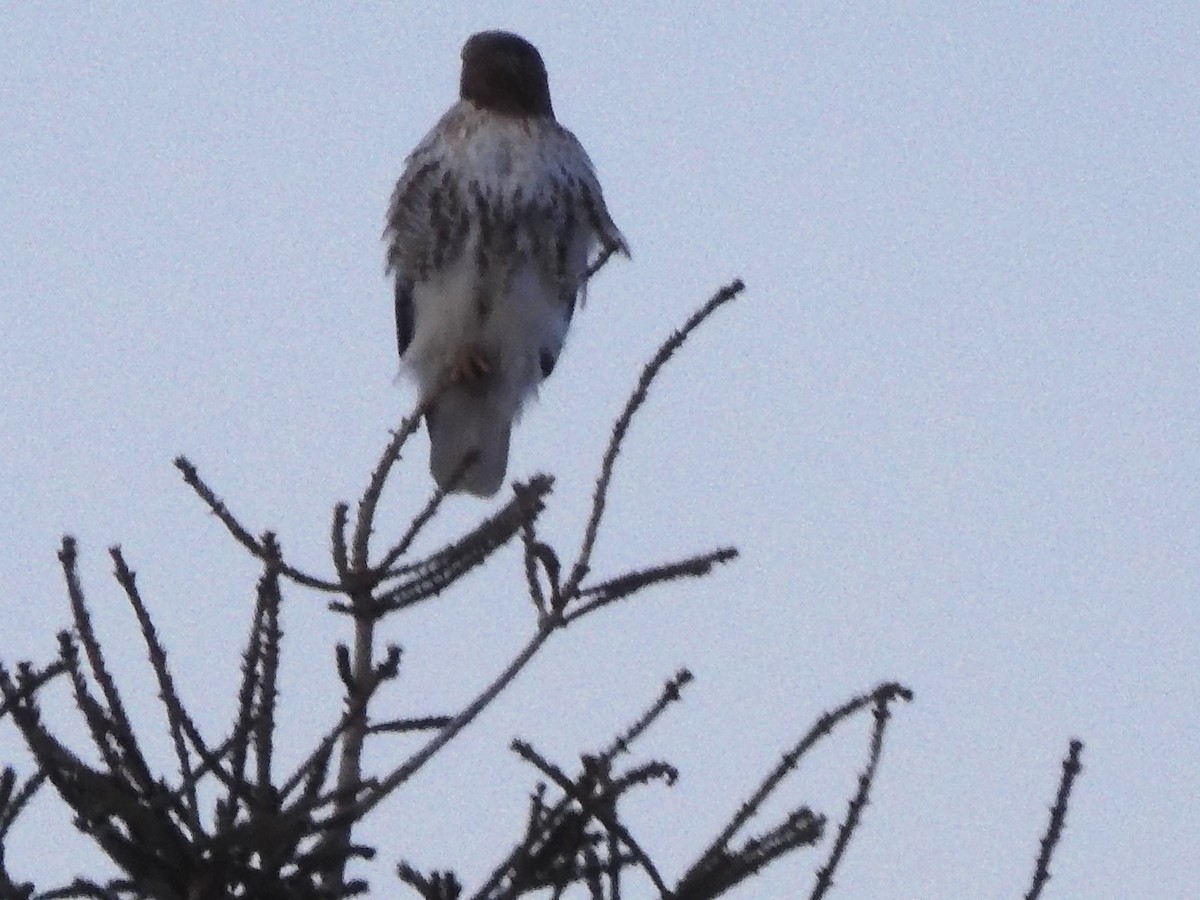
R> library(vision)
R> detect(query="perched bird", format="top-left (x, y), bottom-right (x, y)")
top-left (385, 30), bottom-right (627, 496)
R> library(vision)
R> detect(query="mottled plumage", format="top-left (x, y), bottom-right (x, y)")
top-left (385, 30), bottom-right (627, 496)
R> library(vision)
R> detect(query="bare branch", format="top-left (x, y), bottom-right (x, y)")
top-left (367, 716), bottom-right (453, 735)
top-left (565, 548), bottom-right (738, 622)
top-left (175, 456), bottom-right (263, 556)
top-left (280, 647), bottom-right (402, 801)
top-left (598, 669), bottom-right (693, 765)
top-left (0, 662), bottom-right (64, 723)
top-left (252, 537), bottom-right (285, 795)
top-left (519, 515), bottom-right (551, 620)
top-left (350, 405), bottom-right (430, 573)
top-left (810, 687), bottom-right (908, 899)
top-left (109, 546), bottom-right (202, 832)
top-left (176, 457), bottom-right (341, 593)
top-left (58, 538), bottom-right (155, 794)
top-left (676, 808), bottom-right (824, 899)
top-left (1023, 739), bottom-right (1085, 900)
top-left (374, 454), bottom-right (482, 580)
top-left (351, 476), bottom-right (552, 617)
top-left (351, 622), bottom-right (557, 822)
top-left (325, 586), bottom-right (378, 894)
top-left (332, 502), bottom-right (351, 581)
top-left (686, 682), bottom-right (912, 886)
top-left (566, 279), bottom-right (746, 596)
top-left (397, 862), bottom-right (463, 900)
top-left (219, 555), bottom-right (276, 831)
top-left (0, 769), bottom-right (45, 843)
top-left (512, 740), bottom-right (671, 898)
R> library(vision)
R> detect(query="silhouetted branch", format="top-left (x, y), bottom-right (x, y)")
top-left (1024, 739), bottom-right (1085, 900)
top-left (176, 456), bottom-right (341, 593)
top-left (368, 716), bottom-right (453, 735)
top-left (677, 682), bottom-right (912, 900)
top-left (280, 645), bottom-right (402, 801)
top-left (350, 404), bottom-right (430, 573)
top-left (397, 862), bottom-right (463, 900)
top-left (253, 537), bottom-right (284, 796)
top-left (0, 662), bottom-right (65, 725)
top-left (55, 632), bottom-right (127, 787)
top-left (374, 476), bottom-right (458, 577)
top-left (676, 808), bottom-right (824, 899)
top-left (175, 456), bottom-right (262, 556)
top-left (516, 489), bottom-right (562, 622)
top-left (354, 623), bottom-right (557, 825)
top-left (0, 663), bottom-right (191, 896)
top-left (355, 475), bottom-right (552, 616)
top-left (332, 502), bottom-right (351, 581)
top-left (469, 674), bottom-right (697, 900)
top-left (512, 740), bottom-right (671, 897)
top-left (566, 278), bottom-right (746, 597)
top-left (58, 539), bottom-right (155, 796)
top-left (109, 546), bottom-right (206, 831)
top-left (565, 547), bottom-right (739, 622)
top-left (220, 566), bottom-right (267, 831)
top-left (598, 669), bottom-right (693, 764)
top-left (810, 687), bottom-right (906, 899)
top-left (0, 769), bottom-right (44, 844)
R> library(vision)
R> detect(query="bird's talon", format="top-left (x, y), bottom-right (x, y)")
top-left (449, 351), bottom-right (492, 384)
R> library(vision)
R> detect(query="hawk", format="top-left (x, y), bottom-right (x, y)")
top-left (385, 30), bottom-right (628, 496)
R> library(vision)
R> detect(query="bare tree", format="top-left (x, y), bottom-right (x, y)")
top-left (0, 278), bottom-right (1082, 899)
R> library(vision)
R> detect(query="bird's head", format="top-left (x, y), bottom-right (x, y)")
top-left (459, 30), bottom-right (554, 119)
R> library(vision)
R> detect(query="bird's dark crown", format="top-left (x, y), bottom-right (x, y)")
top-left (459, 30), bottom-right (554, 119)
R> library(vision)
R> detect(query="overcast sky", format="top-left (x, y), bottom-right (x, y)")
top-left (2, 4), bottom-right (1197, 898)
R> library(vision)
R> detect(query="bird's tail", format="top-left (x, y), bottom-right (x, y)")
top-left (426, 387), bottom-right (513, 497)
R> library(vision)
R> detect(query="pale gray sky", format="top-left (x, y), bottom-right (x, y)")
top-left (2, 4), bottom-right (1197, 897)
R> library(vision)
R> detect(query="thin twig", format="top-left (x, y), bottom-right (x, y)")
top-left (354, 476), bottom-right (551, 616)
top-left (175, 457), bottom-right (262, 556)
top-left (367, 716), bottom-right (453, 735)
top-left (253, 537), bottom-right (284, 795)
top-left (519, 511), bottom-right (549, 620)
top-left (598, 669), bottom-right (693, 764)
top-left (471, 784), bottom-right (564, 899)
top-left (109, 547), bottom-right (202, 832)
top-left (0, 770), bottom-right (45, 841)
top-left (676, 808), bottom-right (824, 899)
top-left (279, 645), bottom-right (401, 801)
top-left (810, 688), bottom-right (905, 899)
top-left (565, 279), bottom-right (745, 596)
top-left (512, 740), bottom-right (671, 898)
top-left (374, 453), bottom-right (481, 579)
top-left (55, 632), bottom-right (122, 779)
top-left (348, 621), bottom-right (558, 822)
top-left (349, 405), bottom-right (430, 573)
top-left (1024, 739), bottom-right (1085, 900)
top-left (57, 538), bottom-right (154, 794)
top-left (0, 662), bottom-right (64, 723)
top-left (331, 502), bottom-right (350, 582)
top-left (690, 682), bottom-right (911, 874)
top-left (163, 724), bottom-right (244, 801)
top-left (219, 560), bottom-right (274, 831)
top-left (176, 457), bottom-right (341, 592)
top-left (565, 548), bottom-right (738, 622)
